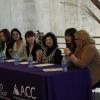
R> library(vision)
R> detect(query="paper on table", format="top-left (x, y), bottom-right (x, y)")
top-left (20, 62), bottom-right (28, 64)
top-left (20, 61), bottom-right (36, 65)
top-left (43, 68), bottom-right (63, 72)
top-left (5, 59), bottom-right (15, 62)
top-left (34, 63), bottom-right (54, 67)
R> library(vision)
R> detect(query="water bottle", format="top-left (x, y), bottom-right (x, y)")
top-left (62, 55), bottom-right (68, 72)
top-left (0, 51), bottom-right (5, 63)
top-left (0, 51), bottom-right (2, 63)
top-left (14, 54), bottom-right (20, 65)
top-left (0, 56), bottom-right (4, 63)
top-left (0, 52), bottom-right (2, 63)
top-left (28, 54), bottom-right (33, 68)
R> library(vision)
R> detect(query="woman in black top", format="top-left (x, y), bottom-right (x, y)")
top-left (25, 31), bottom-right (42, 62)
top-left (42, 32), bottom-right (62, 64)
top-left (64, 28), bottom-right (77, 69)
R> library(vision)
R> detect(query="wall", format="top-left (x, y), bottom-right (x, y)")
top-left (0, 0), bottom-right (99, 37)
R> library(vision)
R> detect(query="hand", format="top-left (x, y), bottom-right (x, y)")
top-left (8, 48), bottom-right (13, 52)
top-left (36, 50), bottom-right (42, 62)
top-left (64, 48), bottom-right (71, 56)
top-left (8, 49), bottom-right (13, 54)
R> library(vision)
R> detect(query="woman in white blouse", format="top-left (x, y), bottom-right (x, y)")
top-left (10, 28), bottom-right (27, 60)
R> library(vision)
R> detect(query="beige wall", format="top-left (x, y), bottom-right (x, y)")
top-left (0, 0), bottom-right (99, 37)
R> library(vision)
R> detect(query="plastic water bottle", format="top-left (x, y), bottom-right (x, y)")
top-left (0, 56), bottom-right (4, 63)
top-left (0, 52), bottom-right (2, 63)
top-left (0, 57), bottom-right (3, 63)
top-left (0, 51), bottom-right (5, 63)
top-left (62, 55), bottom-right (68, 72)
top-left (14, 54), bottom-right (20, 65)
top-left (28, 55), bottom-right (33, 68)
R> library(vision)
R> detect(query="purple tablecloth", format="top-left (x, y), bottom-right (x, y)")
top-left (0, 62), bottom-right (92, 100)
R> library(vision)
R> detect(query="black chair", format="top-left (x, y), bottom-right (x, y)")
top-left (92, 81), bottom-right (100, 100)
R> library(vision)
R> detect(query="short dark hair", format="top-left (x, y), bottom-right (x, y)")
top-left (42, 32), bottom-right (58, 49)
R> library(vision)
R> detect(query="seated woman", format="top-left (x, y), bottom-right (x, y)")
top-left (0, 28), bottom-right (11, 59)
top-left (9, 28), bottom-right (17, 52)
top-left (42, 32), bottom-right (62, 64)
top-left (63, 28), bottom-right (77, 67)
top-left (25, 31), bottom-right (42, 63)
top-left (10, 28), bottom-right (27, 60)
top-left (64, 30), bottom-right (100, 86)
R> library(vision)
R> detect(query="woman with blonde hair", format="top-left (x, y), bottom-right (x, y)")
top-left (64, 30), bottom-right (100, 86)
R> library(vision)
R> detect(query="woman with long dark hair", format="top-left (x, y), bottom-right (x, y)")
top-left (10, 28), bottom-right (27, 60)
top-left (0, 28), bottom-right (11, 59)
top-left (25, 31), bottom-right (42, 62)
top-left (63, 28), bottom-right (77, 68)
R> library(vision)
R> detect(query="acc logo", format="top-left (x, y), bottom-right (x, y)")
top-left (13, 84), bottom-right (36, 99)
